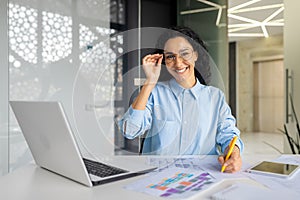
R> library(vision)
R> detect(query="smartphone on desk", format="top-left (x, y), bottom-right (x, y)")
top-left (246, 161), bottom-right (300, 179)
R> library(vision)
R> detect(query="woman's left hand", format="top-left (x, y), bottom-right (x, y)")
top-left (218, 145), bottom-right (242, 173)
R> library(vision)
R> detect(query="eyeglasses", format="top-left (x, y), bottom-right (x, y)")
top-left (164, 48), bottom-right (194, 64)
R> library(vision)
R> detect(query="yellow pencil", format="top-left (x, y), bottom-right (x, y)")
top-left (221, 136), bottom-right (238, 172)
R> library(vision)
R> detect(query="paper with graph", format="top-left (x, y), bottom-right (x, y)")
top-left (124, 167), bottom-right (216, 199)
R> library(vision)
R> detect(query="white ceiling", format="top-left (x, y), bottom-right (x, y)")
top-left (228, 0), bottom-right (284, 42)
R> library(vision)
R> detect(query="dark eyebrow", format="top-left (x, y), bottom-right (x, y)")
top-left (164, 51), bottom-right (175, 54)
top-left (179, 48), bottom-right (190, 52)
top-left (164, 47), bottom-right (191, 54)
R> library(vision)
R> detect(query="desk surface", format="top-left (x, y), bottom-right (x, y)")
top-left (0, 155), bottom-right (278, 200)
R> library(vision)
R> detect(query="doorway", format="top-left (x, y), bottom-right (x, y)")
top-left (253, 59), bottom-right (284, 133)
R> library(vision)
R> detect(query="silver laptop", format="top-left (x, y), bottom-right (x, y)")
top-left (10, 101), bottom-right (155, 187)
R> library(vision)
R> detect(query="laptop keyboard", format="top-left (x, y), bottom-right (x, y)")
top-left (83, 158), bottom-right (128, 178)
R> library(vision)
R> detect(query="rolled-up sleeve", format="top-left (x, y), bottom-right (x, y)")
top-left (118, 100), bottom-right (153, 139)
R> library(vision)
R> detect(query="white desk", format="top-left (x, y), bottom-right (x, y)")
top-left (0, 155), bottom-right (279, 200)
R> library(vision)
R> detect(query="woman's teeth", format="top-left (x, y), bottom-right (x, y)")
top-left (176, 67), bottom-right (188, 73)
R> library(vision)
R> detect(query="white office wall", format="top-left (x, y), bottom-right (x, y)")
top-left (236, 35), bottom-right (283, 132)
top-left (7, 0), bottom-right (113, 173)
top-left (284, 1), bottom-right (300, 120)
top-left (0, 0), bottom-right (9, 176)
top-left (283, 0), bottom-right (300, 153)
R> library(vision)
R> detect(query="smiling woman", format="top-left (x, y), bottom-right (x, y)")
top-left (163, 37), bottom-right (198, 88)
top-left (155, 26), bottom-right (210, 87)
top-left (118, 26), bottom-right (244, 173)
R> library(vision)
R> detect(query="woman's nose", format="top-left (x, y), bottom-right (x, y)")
top-left (174, 55), bottom-right (185, 65)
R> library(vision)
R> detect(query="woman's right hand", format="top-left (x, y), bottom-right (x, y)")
top-left (131, 54), bottom-right (163, 110)
top-left (142, 54), bottom-right (163, 86)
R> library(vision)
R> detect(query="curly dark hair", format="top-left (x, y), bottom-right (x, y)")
top-left (155, 26), bottom-right (211, 85)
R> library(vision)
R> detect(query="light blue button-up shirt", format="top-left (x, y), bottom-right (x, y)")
top-left (118, 78), bottom-right (243, 155)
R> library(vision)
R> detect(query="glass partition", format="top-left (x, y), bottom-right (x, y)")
top-left (0, 0), bottom-right (9, 176)
top-left (8, 0), bottom-right (114, 171)
top-left (1, 0), bottom-right (229, 174)
top-left (178, 0), bottom-right (228, 93)
top-left (115, 0), bottom-right (228, 154)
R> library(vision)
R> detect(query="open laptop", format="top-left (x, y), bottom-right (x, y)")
top-left (10, 101), bottom-right (155, 187)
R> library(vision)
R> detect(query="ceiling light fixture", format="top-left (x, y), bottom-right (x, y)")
top-left (228, 1), bottom-right (284, 39)
top-left (180, 7), bottom-right (219, 15)
top-left (180, 0), bottom-right (284, 40)
top-left (230, 4), bottom-right (283, 14)
top-left (180, 0), bottom-right (226, 27)
top-left (228, 0), bottom-right (261, 12)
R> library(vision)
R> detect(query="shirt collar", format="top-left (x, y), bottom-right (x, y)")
top-left (169, 78), bottom-right (204, 100)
